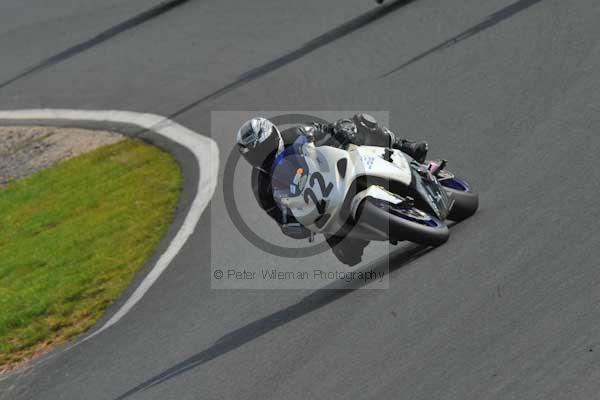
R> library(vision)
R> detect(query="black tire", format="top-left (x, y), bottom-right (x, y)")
top-left (445, 187), bottom-right (479, 221)
top-left (356, 198), bottom-right (449, 246)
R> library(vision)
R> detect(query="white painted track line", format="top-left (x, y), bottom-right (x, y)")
top-left (0, 109), bottom-right (219, 373)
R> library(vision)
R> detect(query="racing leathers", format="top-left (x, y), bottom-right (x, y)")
top-left (251, 114), bottom-right (428, 265)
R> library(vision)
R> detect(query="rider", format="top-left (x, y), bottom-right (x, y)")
top-left (236, 114), bottom-right (428, 265)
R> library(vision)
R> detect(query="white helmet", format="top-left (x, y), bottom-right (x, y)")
top-left (236, 117), bottom-right (283, 167)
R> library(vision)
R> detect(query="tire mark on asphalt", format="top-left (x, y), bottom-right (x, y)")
top-left (379, 0), bottom-right (545, 78)
top-left (166, 0), bottom-right (416, 120)
top-left (113, 244), bottom-right (431, 400)
top-left (0, 0), bottom-right (194, 90)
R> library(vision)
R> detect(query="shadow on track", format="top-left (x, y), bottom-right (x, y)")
top-left (379, 0), bottom-right (545, 78)
top-left (113, 243), bottom-right (432, 400)
top-left (0, 0), bottom-right (194, 90)
top-left (166, 0), bottom-right (416, 120)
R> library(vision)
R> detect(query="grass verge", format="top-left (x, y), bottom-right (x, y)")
top-left (0, 138), bottom-right (182, 372)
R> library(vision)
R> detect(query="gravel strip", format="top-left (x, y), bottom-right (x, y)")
top-left (0, 126), bottom-right (124, 188)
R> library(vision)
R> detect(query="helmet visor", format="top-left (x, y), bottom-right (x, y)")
top-left (239, 128), bottom-right (259, 148)
top-left (239, 126), bottom-right (282, 167)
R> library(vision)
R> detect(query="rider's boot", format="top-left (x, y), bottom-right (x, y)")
top-left (393, 139), bottom-right (429, 164)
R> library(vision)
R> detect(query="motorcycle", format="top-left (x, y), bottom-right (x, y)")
top-left (271, 134), bottom-right (478, 246)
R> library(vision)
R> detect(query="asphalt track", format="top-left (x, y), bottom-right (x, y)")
top-left (1, 0), bottom-right (600, 399)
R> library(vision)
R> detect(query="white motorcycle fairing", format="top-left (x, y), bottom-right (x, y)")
top-left (271, 132), bottom-right (478, 249)
top-left (277, 142), bottom-right (413, 238)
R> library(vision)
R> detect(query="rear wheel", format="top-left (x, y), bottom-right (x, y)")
top-left (356, 198), bottom-right (449, 246)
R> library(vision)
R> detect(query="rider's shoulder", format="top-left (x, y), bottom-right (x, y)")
top-left (280, 125), bottom-right (316, 145)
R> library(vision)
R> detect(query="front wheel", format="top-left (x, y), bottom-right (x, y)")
top-left (440, 177), bottom-right (479, 221)
top-left (356, 198), bottom-right (449, 246)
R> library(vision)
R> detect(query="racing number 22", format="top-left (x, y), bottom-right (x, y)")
top-left (303, 172), bottom-right (333, 215)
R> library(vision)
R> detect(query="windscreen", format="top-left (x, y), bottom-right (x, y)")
top-left (270, 136), bottom-right (310, 201)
